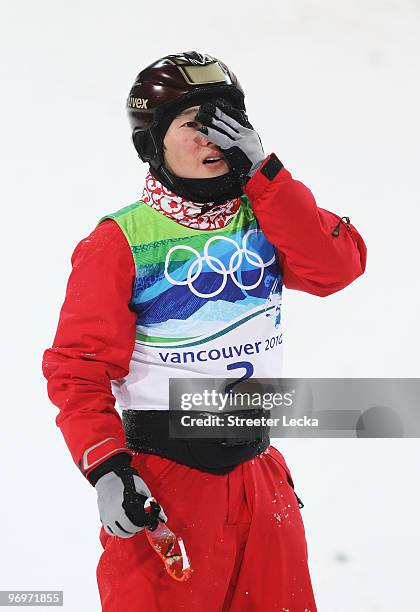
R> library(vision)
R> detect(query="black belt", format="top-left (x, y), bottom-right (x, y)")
top-left (122, 409), bottom-right (270, 475)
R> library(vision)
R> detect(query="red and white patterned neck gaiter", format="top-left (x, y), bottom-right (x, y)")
top-left (141, 171), bottom-right (241, 230)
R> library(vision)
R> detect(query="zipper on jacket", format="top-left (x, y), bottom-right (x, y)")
top-left (331, 216), bottom-right (351, 237)
top-left (294, 492), bottom-right (304, 509)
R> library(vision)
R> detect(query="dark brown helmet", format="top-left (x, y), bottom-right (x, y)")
top-left (127, 51), bottom-right (245, 167)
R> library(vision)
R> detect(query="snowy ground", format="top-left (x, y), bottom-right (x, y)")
top-left (1, 0), bottom-right (419, 610)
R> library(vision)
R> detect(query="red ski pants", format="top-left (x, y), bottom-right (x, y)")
top-left (97, 445), bottom-right (317, 611)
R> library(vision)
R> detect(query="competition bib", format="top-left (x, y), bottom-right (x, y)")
top-left (99, 196), bottom-right (283, 410)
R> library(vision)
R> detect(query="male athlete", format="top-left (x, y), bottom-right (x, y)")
top-left (43, 51), bottom-right (366, 611)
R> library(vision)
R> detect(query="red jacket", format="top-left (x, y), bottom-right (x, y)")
top-left (42, 156), bottom-right (367, 480)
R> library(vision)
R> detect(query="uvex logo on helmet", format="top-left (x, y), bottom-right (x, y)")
top-left (127, 97), bottom-right (149, 110)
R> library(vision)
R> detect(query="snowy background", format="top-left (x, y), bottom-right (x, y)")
top-left (1, 0), bottom-right (420, 610)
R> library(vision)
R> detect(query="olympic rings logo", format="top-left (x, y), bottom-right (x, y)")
top-left (164, 230), bottom-right (275, 298)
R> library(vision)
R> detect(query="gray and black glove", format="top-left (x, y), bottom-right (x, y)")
top-left (196, 101), bottom-right (265, 184)
top-left (92, 456), bottom-right (167, 539)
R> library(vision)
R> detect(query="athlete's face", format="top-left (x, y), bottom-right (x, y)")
top-left (163, 106), bottom-right (230, 179)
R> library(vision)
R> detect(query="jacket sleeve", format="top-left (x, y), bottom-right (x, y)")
top-left (244, 154), bottom-right (367, 297)
top-left (42, 219), bottom-right (137, 481)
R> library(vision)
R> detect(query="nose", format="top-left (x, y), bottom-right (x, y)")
top-left (194, 129), bottom-right (211, 146)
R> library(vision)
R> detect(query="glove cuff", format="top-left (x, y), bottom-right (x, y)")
top-left (243, 158), bottom-right (266, 184)
top-left (87, 452), bottom-right (132, 486)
